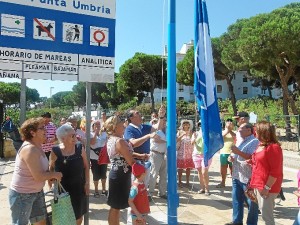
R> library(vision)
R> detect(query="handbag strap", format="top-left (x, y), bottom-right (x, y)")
top-left (53, 180), bottom-right (67, 201)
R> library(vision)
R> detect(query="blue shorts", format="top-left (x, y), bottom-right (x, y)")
top-left (9, 189), bottom-right (47, 225)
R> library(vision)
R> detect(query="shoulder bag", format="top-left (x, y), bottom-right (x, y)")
top-left (98, 144), bottom-right (110, 165)
top-left (51, 181), bottom-right (76, 225)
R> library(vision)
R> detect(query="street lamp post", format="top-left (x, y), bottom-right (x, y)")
top-left (50, 87), bottom-right (54, 108)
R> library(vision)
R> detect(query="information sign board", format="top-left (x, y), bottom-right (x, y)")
top-left (0, 0), bottom-right (116, 83)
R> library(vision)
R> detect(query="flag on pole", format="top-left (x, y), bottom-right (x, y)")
top-left (194, 0), bottom-right (224, 166)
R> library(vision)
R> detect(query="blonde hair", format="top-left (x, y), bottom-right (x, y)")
top-left (104, 116), bottom-right (123, 135)
top-left (80, 118), bottom-right (86, 132)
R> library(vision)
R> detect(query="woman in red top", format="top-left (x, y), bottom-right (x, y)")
top-left (249, 121), bottom-right (283, 225)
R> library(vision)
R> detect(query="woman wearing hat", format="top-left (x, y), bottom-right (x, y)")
top-left (176, 120), bottom-right (195, 188)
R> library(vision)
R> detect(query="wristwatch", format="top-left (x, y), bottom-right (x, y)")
top-left (264, 185), bottom-right (271, 190)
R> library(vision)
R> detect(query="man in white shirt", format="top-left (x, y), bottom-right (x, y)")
top-left (148, 118), bottom-right (167, 199)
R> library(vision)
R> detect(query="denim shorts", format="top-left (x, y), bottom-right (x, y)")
top-left (9, 189), bottom-right (47, 225)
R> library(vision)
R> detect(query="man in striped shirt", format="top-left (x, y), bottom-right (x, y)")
top-left (41, 112), bottom-right (57, 159)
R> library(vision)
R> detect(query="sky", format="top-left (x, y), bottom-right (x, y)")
top-left (2, 0), bottom-right (298, 97)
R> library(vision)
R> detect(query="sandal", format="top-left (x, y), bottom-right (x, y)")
top-left (205, 191), bottom-right (210, 196)
top-left (101, 190), bottom-right (108, 196)
top-left (185, 183), bottom-right (191, 188)
top-left (198, 189), bottom-right (205, 194)
top-left (178, 183), bottom-right (184, 188)
top-left (216, 183), bottom-right (225, 188)
top-left (94, 192), bottom-right (100, 198)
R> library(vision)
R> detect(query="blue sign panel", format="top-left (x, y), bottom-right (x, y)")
top-left (0, 0), bottom-right (116, 83)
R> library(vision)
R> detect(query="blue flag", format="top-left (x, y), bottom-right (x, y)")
top-left (194, 0), bottom-right (224, 166)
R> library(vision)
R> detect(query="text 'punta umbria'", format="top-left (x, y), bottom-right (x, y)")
top-left (29, 0), bottom-right (111, 15)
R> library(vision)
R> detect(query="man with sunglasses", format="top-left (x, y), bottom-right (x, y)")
top-left (233, 111), bottom-right (250, 146)
top-left (225, 123), bottom-right (259, 225)
top-left (124, 106), bottom-right (166, 224)
top-left (124, 106), bottom-right (166, 187)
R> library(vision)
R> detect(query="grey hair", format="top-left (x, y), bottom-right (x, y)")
top-left (241, 123), bottom-right (254, 134)
top-left (56, 123), bottom-right (74, 143)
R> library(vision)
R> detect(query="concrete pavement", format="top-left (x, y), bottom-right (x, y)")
top-left (0, 149), bottom-right (299, 225)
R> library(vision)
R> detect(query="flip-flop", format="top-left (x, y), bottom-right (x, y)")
top-left (101, 191), bottom-right (108, 196)
top-left (205, 191), bottom-right (210, 196)
top-left (185, 183), bottom-right (191, 188)
top-left (198, 189), bottom-right (205, 194)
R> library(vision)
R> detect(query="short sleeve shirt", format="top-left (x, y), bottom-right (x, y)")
top-left (232, 134), bottom-right (259, 184)
top-left (124, 124), bottom-right (152, 154)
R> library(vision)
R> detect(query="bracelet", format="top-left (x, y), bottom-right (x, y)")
top-left (264, 185), bottom-right (271, 190)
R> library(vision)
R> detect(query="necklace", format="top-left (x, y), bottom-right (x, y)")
top-left (63, 155), bottom-right (71, 164)
top-left (61, 145), bottom-right (75, 164)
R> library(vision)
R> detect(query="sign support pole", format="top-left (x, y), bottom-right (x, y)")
top-left (84, 82), bottom-right (92, 225)
top-left (20, 78), bottom-right (26, 124)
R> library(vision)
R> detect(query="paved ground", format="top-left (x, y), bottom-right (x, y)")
top-left (0, 149), bottom-right (299, 225)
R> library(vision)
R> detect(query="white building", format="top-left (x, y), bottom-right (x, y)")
top-left (145, 40), bottom-right (287, 103)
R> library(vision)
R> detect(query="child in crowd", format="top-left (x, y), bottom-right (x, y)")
top-left (293, 170), bottom-right (300, 225)
top-left (128, 163), bottom-right (150, 225)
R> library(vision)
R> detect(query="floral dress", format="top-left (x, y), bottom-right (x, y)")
top-left (177, 132), bottom-right (195, 169)
top-left (106, 136), bottom-right (132, 209)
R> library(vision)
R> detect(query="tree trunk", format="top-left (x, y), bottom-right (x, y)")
top-left (282, 90), bottom-right (292, 141)
top-left (276, 64), bottom-right (292, 140)
top-left (267, 86), bottom-right (273, 99)
top-left (276, 64), bottom-right (298, 115)
top-left (223, 72), bottom-right (237, 115)
top-left (150, 90), bottom-right (155, 112)
top-left (149, 74), bottom-right (156, 112)
top-left (287, 67), bottom-right (298, 115)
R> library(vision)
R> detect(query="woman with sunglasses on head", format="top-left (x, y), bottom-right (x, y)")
top-left (9, 117), bottom-right (62, 225)
top-left (105, 116), bottom-right (146, 225)
top-left (49, 123), bottom-right (90, 225)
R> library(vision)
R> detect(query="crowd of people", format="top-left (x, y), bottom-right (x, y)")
top-left (7, 108), bottom-right (297, 225)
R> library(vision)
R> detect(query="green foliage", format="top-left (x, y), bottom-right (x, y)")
top-left (0, 82), bottom-right (39, 105)
top-left (177, 48), bottom-right (194, 86)
top-left (26, 108), bottom-right (71, 126)
top-left (5, 107), bottom-right (71, 127)
top-left (117, 53), bottom-right (167, 109)
top-left (51, 91), bottom-right (74, 109)
top-left (117, 98), bottom-right (138, 112)
top-left (218, 99), bottom-right (233, 113)
top-left (176, 100), bottom-right (196, 116)
top-left (5, 108), bottom-right (20, 126)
